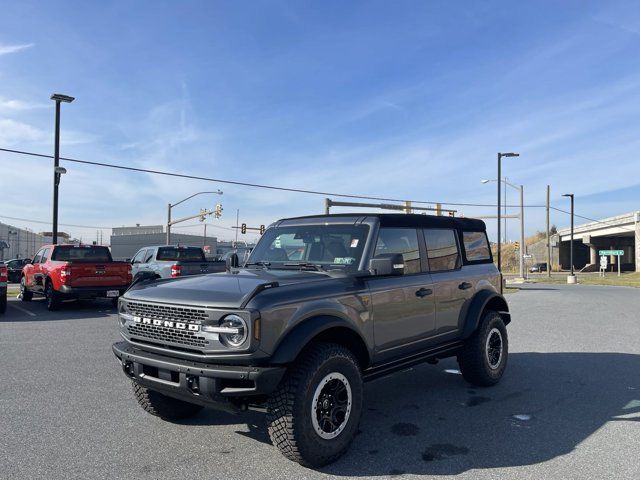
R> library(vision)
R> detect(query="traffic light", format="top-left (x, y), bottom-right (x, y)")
top-left (259, 224), bottom-right (265, 235)
top-left (241, 223), bottom-right (247, 234)
top-left (514, 241), bottom-right (520, 250)
top-left (214, 203), bottom-right (223, 218)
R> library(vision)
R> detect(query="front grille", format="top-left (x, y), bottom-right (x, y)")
top-left (127, 323), bottom-right (208, 348)
top-left (125, 301), bottom-right (210, 349)
top-left (127, 301), bottom-right (208, 323)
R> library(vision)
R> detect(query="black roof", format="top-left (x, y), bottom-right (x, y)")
top-left (279, 213), bottom-right (486, 232)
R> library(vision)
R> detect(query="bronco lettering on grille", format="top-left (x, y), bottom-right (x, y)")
top-left (133, 316), bottom-right (200, 331)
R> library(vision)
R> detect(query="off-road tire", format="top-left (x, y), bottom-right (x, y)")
top-left (132, 382), bottom-right (203, 421)
top-left (20, 277), bottom-right (33, 302)
top-left (0, 294), bottom-right (6, 314)
top-left (267, 342), bottom-right (363, 467)
top-left (458, 310), bottom-right (508, 386)
top-left (45, 281), bottom-right (61, 311)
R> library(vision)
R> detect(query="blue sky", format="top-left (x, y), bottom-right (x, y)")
top-left (1, 0), bottom-right (640, 243)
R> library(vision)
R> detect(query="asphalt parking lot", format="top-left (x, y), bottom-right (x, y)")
top-left (1, 285), bottom-right (639, 480)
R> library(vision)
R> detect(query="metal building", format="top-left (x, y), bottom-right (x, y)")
top-left (0, 222), bottom-right (48, 261)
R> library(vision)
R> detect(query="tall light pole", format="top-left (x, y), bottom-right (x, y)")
top-left (481, 178), bottom-right (525, 278)
top-left (496, 152), bottom-right (520, 277)
top-left (50, 93), bottom-right (75, 245)
top-left (166, 190), bottom-right (223, 244)
top-left (563, 193), bottom-right (575, 283)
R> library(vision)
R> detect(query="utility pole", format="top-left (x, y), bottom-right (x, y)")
top-left (519, 185), bottom-right (525, 279)
top-left (50, 93), bottom-right (74, 245)
top-left (546, 185), bottom-right (551, 277)
top-left (166, 203), bottom-right (172, 245)
top-left (203, 223), bottom-right (207, 247)
top-left (235, 209), bottom-right (239, 244)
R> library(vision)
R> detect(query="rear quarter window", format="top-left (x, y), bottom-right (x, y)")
top-left (462, 231), bottom-right (491, 262)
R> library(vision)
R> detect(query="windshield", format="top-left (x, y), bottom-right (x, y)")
top-left (247, 224), bottom-right (369, 270)
top-left (52, 246), bottom-right (112, 262)
top-left (157, 247), bottom-right (205, 262)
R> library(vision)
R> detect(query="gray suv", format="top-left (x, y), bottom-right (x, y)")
top-left (113, 213), bottom-right (510, 467)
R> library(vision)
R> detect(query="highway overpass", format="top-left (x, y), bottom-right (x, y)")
top-left (556, 211), bottom-right (640, 272)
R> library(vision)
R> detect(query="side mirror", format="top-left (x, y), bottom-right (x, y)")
top-left (368, 253), bottom-right (404, 276)
top-left (125, 258), bottom-right (132, 263)
top-left (25, 260), bottom-right (33, 265)
top-left (226, 253), bottom-right (239, 271)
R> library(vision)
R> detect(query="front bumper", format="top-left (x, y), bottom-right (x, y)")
top-left (59, 285), bottom-right (128, 298)
top-left (112, 341), bottom-right (285, 408)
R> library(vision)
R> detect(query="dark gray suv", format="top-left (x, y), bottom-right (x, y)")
top-left (113, 213), bottom-right (510, 466)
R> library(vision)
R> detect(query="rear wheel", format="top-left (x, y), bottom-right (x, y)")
top-left (458, 310), bottom-right (508, 386)
top-left (20, 277), bottom-right (32, 302)
top-left (267, 343), bottom-right (363, 467)
top-left (44, 281), bottom-right (61, 311)
top-left (132, 383), bottom-right (203, 420)
top-left (0, 293), bottom-right (6, 314)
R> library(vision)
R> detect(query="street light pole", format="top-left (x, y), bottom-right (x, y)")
top-left (563, 193), bottom-right (575, 282)
top-left (166, 190), bottom-right (223, 245)
top-left (50, 93), bottom-right (74, 245)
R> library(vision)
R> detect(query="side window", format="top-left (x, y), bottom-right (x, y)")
top-left (39, 248), bottom-right (50, 263)
top-left (424, 229), bottom-right (461, 272)
top-left (131, 250), bottom-right (146, 264)
top-left (143, 250), bottom-right (155, 263)
top-left (374, 228), bottom-right (421, 274)
top-left (462, 231), bottom-right (491, 262)
top-left (32, 249), bottom-right (44, 264)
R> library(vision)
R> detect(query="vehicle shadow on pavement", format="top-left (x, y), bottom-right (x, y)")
top-left (5, 298), bottom-right (116, 321)
top-left (316, 352), bottom-right (640, 476)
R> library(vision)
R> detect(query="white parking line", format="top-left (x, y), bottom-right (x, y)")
top-left (9, 303), bottom-right (37, 317)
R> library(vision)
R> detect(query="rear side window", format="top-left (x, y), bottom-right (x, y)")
top-left (374, 228), bottom-right (421, 274)
top-left (157, 247), bottom-right (205, 262)
top-left (52, 246), bottom-right (112, 262)
top-left (424, 229), bottom-right (461, 272)
top-left (462, 231), bottom-right (491, 262)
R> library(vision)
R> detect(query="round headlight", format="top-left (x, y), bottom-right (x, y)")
top-left (219, 314), bottom-right (248, 347)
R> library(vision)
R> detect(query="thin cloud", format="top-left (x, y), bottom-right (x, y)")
top-left (0, 43), bottom-right (34, 55)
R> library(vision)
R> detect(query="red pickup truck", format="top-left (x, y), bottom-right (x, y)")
top-left (20, 244), bottom-right (132, 310)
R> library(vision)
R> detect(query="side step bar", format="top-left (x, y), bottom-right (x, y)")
top-left (363, 341), bottom-right (463, 382)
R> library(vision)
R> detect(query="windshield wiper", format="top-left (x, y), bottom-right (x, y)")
top-left (283, 262), bottom-right (326, 271)
top-left (244, 261), bottom-right (271, 269)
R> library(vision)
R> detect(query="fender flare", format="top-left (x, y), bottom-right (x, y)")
top-left (269, 315), bottom-right (370, 366)
top-left (460, 289), bottom-right (510, 340)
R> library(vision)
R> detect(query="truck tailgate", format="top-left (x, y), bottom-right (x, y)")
top-left (68, 263), bottom-right (129, 287)
top-left (178, 262), bottom-right (212, 276)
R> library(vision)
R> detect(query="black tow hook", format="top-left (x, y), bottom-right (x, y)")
top-left (122, 360), bottom-right (135, 377)
top-left (186, 375), bottom-right (200, 393)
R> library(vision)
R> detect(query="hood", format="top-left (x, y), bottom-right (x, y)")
top-left (124, 268), bottom-right (327, 308)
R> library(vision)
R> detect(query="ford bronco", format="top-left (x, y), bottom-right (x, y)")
top-left (113, 213), bottom-right (510, 467)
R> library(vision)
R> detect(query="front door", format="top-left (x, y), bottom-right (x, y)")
top-left (369, 228), bottom-right (436, 361)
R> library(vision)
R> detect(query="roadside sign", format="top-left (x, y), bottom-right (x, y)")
top-left (599, 250), bottom-right (623, 256)
top-left (523, 254), bottom-right (533, 259)
top-left (600, 256), bottom-right (608, 268)
top-left (203, 245), bottom-right (210, 254)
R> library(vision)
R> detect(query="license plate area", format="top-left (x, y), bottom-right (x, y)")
top-left (106, 290), bottom-right (119, 298)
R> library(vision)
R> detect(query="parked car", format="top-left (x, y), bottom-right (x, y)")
top-left (21, 244), bottom-right (131, 310)
top-left (113, 213), bottom-right (511, 467)
top-left (5, 258), bottom-right (31, 283)
top-left (529, 262), bottom-right (548, 273)
top-left (129, 245), bottom-right (226, 281)
top-left (0, 262), bottom-right (7, 314)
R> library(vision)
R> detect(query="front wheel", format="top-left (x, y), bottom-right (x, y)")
top-left (267, 343), bottom-right (363, 467)
top-left (132, 383), bottom-right (203, 420)
top-left (458, 310), bottom-right (508, 386)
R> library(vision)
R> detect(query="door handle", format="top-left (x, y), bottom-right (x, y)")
top-left (415, 287), bottom-right (433, 297)
top-left (458, 282), bottom-right (473, 290)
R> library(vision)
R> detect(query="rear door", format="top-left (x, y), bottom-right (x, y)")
top-left (422, 229), bottom-right (473, 338)
top-left (368, 228), bottom-right (436, 361)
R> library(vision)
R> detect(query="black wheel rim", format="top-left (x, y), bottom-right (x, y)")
top-left (311, 373), bottom-right (352, 439)
top-left (485, 328), bottom-right (503, 370)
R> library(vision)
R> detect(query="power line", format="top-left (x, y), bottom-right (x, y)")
top-left (0, 214), bottom-right (109, 230)
top-left (0, 147), bottom-right (547, 208)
